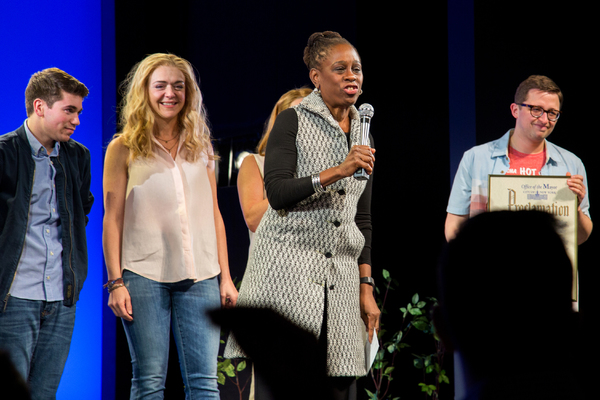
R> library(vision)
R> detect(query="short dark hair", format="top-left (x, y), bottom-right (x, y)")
top-left (514, 75), bottom-right (563, 108)
top-left (25, 68), bottom-right (89, 116)
top-left (302, 31), bottom-right (356, 70)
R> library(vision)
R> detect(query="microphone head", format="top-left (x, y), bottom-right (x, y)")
top-left (359, 103), bottom-right (374, 118)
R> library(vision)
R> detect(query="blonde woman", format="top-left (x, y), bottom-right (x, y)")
top-left (103, 53), bottom-right (237, 399)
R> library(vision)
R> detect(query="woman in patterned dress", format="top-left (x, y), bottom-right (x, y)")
top-left (226, 32), bottom-right (379, 400)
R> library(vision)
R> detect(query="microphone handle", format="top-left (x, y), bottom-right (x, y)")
top-left (354, 117), bottom-right (371, 180)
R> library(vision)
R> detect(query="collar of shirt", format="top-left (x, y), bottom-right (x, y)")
top-left (24, 119), bottom-right (60, 157)
top-left (490, 129), bottom-right (562, 168)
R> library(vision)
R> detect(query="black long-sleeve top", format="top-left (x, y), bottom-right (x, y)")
top-left (263, 108), bottom-right (373, 266)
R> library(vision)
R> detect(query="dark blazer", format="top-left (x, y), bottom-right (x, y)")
top-left (0, 124), bottom-right (94, 310)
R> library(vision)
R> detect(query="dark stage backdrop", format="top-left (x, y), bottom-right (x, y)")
top-left (473, 5), bottom-right (599, 399)
top-left (112, 1), bottom-right (598, 399)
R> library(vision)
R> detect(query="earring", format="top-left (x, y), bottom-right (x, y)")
top-left (313, 87), bottom-right (321, 94)
top-left (359, 89), bottom-right (363, 95)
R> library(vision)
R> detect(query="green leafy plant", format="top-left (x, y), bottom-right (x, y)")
top-left (216, 277), bottom-right (251, 400)
top-left (363, 270), bottom-right (448, 400)
top-left (407, 295), bottom-right (449, 400)
top-left (217, 356), bottom-right (250, 400)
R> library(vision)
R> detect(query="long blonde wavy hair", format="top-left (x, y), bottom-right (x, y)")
top-left (116, 53), bottom-right (214, 162)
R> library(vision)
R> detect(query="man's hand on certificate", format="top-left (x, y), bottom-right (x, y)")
top-left (566, 172), bottom-right (586, 207)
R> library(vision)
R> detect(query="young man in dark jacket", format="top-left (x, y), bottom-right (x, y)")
top-left (0, 68), bottom-right (94, 399)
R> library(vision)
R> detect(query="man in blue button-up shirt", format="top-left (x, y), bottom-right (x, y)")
top-left (0, 68), bottom-right (94, 399)
top-left (445, 75), bottom-right (592, 244)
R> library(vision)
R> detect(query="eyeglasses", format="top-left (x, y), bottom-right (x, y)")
top-left (519, 103), bottom-right (561, 122)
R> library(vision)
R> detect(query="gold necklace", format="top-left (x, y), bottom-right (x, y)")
top-left (156, 132), bottom-right (180, 157)
top-left (156, 133), bottom-right (179, 144)
top-left (163, 141), bottom-right (178, 158)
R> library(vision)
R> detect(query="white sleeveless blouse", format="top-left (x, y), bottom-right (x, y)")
top-left (121, 141), bottom-right (220, 282)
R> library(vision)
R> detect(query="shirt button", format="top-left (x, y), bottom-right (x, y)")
top-left (325, 252), bottom-right (332, 258)
top-left (338, 189), bottom-right (346, 196)
top-left (46, 229), bottom-right (50, 233)
top-left (50, 251), bottom-right (54, 256)
top-left (329, 285), bottom-right (335, 290)
top-left (333, 221), bottom-right (341, 227)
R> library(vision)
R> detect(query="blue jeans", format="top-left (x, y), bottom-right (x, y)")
top-left (0, 296), bottom-right (76, 400)
top-left (122, 271), bottom-right (221, 399)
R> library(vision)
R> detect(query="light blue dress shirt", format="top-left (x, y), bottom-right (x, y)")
top-left (447, 130), bottom-right (591, 219)
top-left (11, 121), bottom-right (64, 301)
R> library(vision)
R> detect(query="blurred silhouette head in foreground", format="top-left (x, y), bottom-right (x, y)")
top-left (434, 210), bottom-right (583, 399)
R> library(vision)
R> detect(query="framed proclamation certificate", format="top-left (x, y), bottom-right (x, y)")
top-left (488, 175), bottom-right (578, 300)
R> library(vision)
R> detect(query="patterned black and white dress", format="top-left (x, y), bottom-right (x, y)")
top-left (224, 90), bottom-right (373, 377)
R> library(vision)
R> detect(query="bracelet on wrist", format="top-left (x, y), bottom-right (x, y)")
top-left (108, 283), bottom-right (125, 292)
top-left (311, 173), bottom-right (325, 194)
top-left (103, 278), bottom-right (124, 292)
top-left (360, 276), bottom-right (375, 288)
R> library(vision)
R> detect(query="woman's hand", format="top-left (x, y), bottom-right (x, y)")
top-left (318, 145), bottom-right (376, 188)
top-left (206, 143), bottom-right (240, 308)
top-left (108, 286), bottom-right (133, 321)
top-left (338, 145), bottom-right (375, 178)
top-left (360, 284), bottom-right (380, 343)
top-left (220, 278), bottom-right (239, 308)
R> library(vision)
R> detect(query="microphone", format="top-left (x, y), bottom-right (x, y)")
top-left (354, 103), bottom-right (374, 180)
